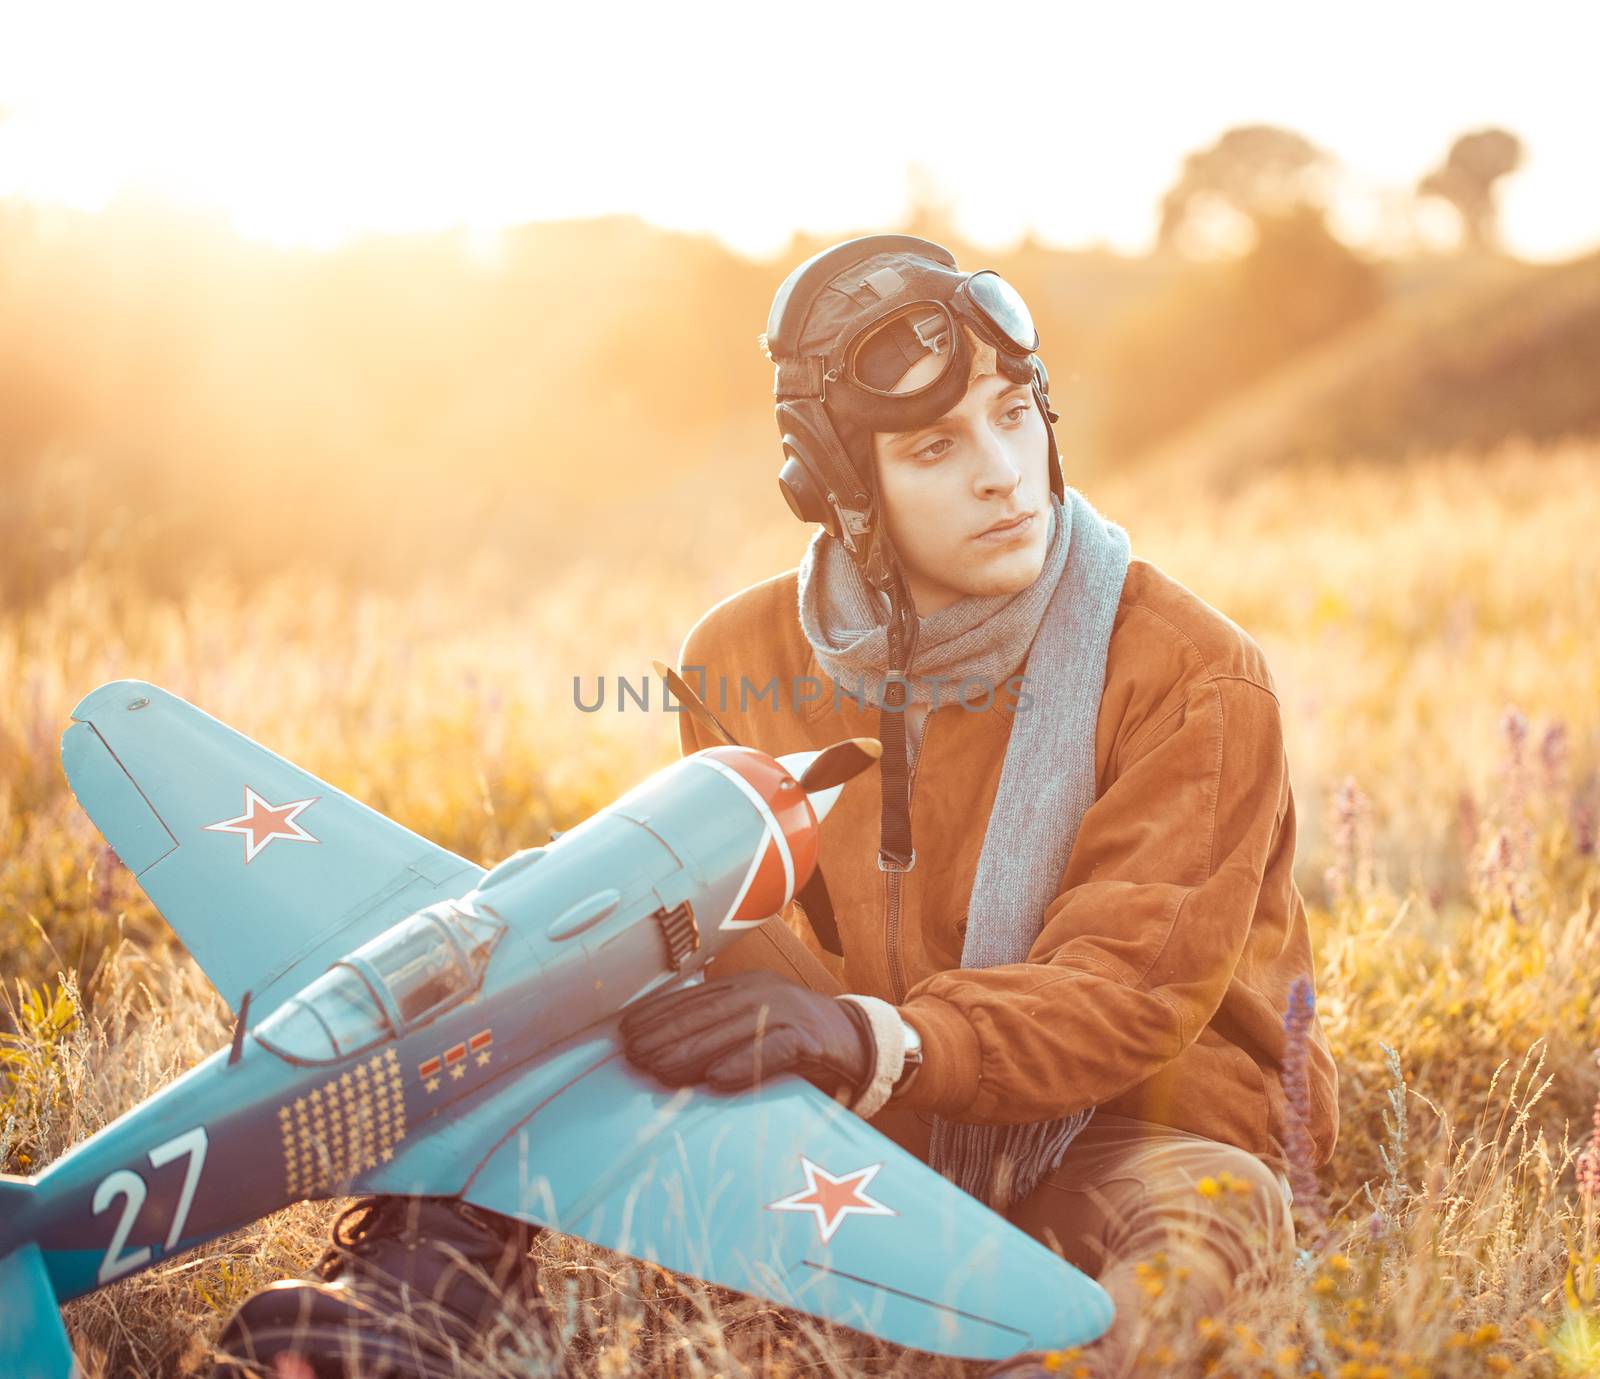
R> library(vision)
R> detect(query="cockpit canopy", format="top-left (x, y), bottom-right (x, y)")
top-left (256, 898), bottom-right (505, 1065)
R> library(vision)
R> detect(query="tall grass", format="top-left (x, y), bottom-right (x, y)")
top-left (4, 437), bottom-right (1599, 1375)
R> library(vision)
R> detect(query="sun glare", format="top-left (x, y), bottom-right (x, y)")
top-left (0, 0), bottom-right (1594, 260)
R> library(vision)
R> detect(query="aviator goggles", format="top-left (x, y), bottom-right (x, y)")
top-left (804, 267), bottom-right (1042, 438)
top-left (843, 269), bottom-right (1040, 396)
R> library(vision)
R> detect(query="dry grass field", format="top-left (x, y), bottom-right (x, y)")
top-left (4, 437), bottom-right (1599, 1377)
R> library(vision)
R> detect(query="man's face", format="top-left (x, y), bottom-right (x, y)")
top-left (870, 334), bottom-right (1052, 616)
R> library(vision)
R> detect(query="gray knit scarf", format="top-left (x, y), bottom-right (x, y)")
top-left (796, 486), bottom-right (1133, 1210)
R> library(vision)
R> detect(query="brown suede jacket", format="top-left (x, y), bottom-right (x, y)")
top-left (673, 557), bottom-right (1339, 1177)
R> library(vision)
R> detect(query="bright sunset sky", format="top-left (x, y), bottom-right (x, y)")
top-left (1, 0), bottom-right (1595, 261)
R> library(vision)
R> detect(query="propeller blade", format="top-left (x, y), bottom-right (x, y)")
top-left (652, 659), bottom-right (739, 748)
top-left (795, 866), bottom-right (843, 957)
top-left (797, 737), bottom-right (882, 793)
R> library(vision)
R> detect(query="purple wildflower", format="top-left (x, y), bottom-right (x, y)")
top-left (1282, 975), bottom-right (1327, 1228)
top-left (1456, 787), bottom-right (1480, 864)
top-left (1539, 720), bottom-right (1570, 799)
top-left (94, 840), bottom-right (119, 916)
top-left (1500, 705), bottom-right (1533, 871)
top-left (1326, 775), bottom-right (1373, 903)
top-left (1478, 828), bottom-right (1524, 923)
top-left (1573, 769), bottom-right (1598, 860)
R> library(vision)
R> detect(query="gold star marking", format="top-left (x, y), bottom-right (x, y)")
top-left (449, 1064), bottom-right (466, 1081)
top-left (425, 1076), bottom-right (441, 1093)
top-left (381, 1147), bottom-right (394, 1163)
top-left (475, 1050), bottom-right (492, 1068)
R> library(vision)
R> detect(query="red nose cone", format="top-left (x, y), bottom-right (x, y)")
top-left (698, 746), bottom-right (819, 920)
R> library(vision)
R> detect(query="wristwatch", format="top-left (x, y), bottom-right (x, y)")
top-left (893, 1014), bottom-right (924, 1096)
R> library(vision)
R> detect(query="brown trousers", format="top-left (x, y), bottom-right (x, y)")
top-left (718, 921), bottom-right (1299, 1378)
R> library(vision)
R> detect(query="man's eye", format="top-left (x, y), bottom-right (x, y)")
top-left (914, 438), bottom-right (952, 461)
top-left (1002, 402), bottom-right (1030, 423)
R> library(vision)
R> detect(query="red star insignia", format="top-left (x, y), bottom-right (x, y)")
top-left (765, 1156), bottom-right (895, 1244)
top-left (203, 785), bottom-right (321, 863)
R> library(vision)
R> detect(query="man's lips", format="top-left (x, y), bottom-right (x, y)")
top-left (974, 511), bottom-right (1035, 539)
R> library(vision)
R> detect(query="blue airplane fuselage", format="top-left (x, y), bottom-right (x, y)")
top-left (4, 751), bottom-right (775, 1303)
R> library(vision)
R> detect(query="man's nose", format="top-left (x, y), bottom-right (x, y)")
top-left (973, 429), bottom-right (1023, 496)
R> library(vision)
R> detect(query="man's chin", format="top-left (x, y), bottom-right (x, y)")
top-left (953, 548), bottom-right (1049, 600)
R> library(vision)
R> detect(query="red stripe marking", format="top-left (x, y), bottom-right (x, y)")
top-left (417, 1057), bottom-right (442, 1078)
top-left (443, 1043), bottom-right (467, 1065)
top-left (469, 1030), bottom-right (493, 1051)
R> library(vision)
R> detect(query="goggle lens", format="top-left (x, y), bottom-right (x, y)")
top-left (965, 270), bottom-right (1040, 353)
top-left (841, 271), bottom-right (1038, 399)
top-left (846, 302), bottom-right (959, 396)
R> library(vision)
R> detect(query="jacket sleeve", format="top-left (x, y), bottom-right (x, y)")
top-left (897, 672), bottom-right (1291, 1125)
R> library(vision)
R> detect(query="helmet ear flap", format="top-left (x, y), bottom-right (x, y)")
top-left (774, 400), bottom-right (873, 554)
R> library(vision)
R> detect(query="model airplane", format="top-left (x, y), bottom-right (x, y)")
top-left (0, 672), bottom-right (1113, 1378)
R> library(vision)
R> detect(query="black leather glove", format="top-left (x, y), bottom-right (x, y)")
top-left (619, 970), bottom-right (877, 1101)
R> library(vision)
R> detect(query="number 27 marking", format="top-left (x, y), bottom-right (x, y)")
top-left (92, 1126), bottom-right (209, 1285)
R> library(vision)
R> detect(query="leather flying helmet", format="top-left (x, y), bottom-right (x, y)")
top-left (763, 233), bottom-right (1063, 608)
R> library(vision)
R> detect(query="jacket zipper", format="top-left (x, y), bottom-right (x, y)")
top-left (884, 709), bottom-right (927, 1004)
top-left (886, 870), bottom-right (908, 1002)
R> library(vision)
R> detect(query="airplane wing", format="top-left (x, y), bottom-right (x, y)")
top-left (360, 1023), bottom-right (1113, 1361)
top-left (0, 1243), bottom-right (75, 1379)
top-left (60, 679), bottom-right (483, 1018)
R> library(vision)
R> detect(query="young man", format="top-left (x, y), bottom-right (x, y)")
top-left (617, 234), bottom-right (1339, 1378)
top-left (215, 234), bottom-right (1338, 1379)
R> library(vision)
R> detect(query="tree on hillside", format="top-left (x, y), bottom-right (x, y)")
top-left (1157, 125), bottom-right (1333, 258)
top-left (1416, 128), bottom-right (1525, 255)
top-left (1103, 202), bottom-right (1382, 459)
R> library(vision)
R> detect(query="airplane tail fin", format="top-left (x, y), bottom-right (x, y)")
top-left (0, 1218), bottom-right (75, 1379)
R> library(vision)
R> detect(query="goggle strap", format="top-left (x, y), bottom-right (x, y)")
top-left (772, 356), bottom-right (830, 400)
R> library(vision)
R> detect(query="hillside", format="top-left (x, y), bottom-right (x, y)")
top-left (1135, 251), bottom-right (1600, 485)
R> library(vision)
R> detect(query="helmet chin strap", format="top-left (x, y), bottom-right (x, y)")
top-left (858, 528), bottom-right (919, 873)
